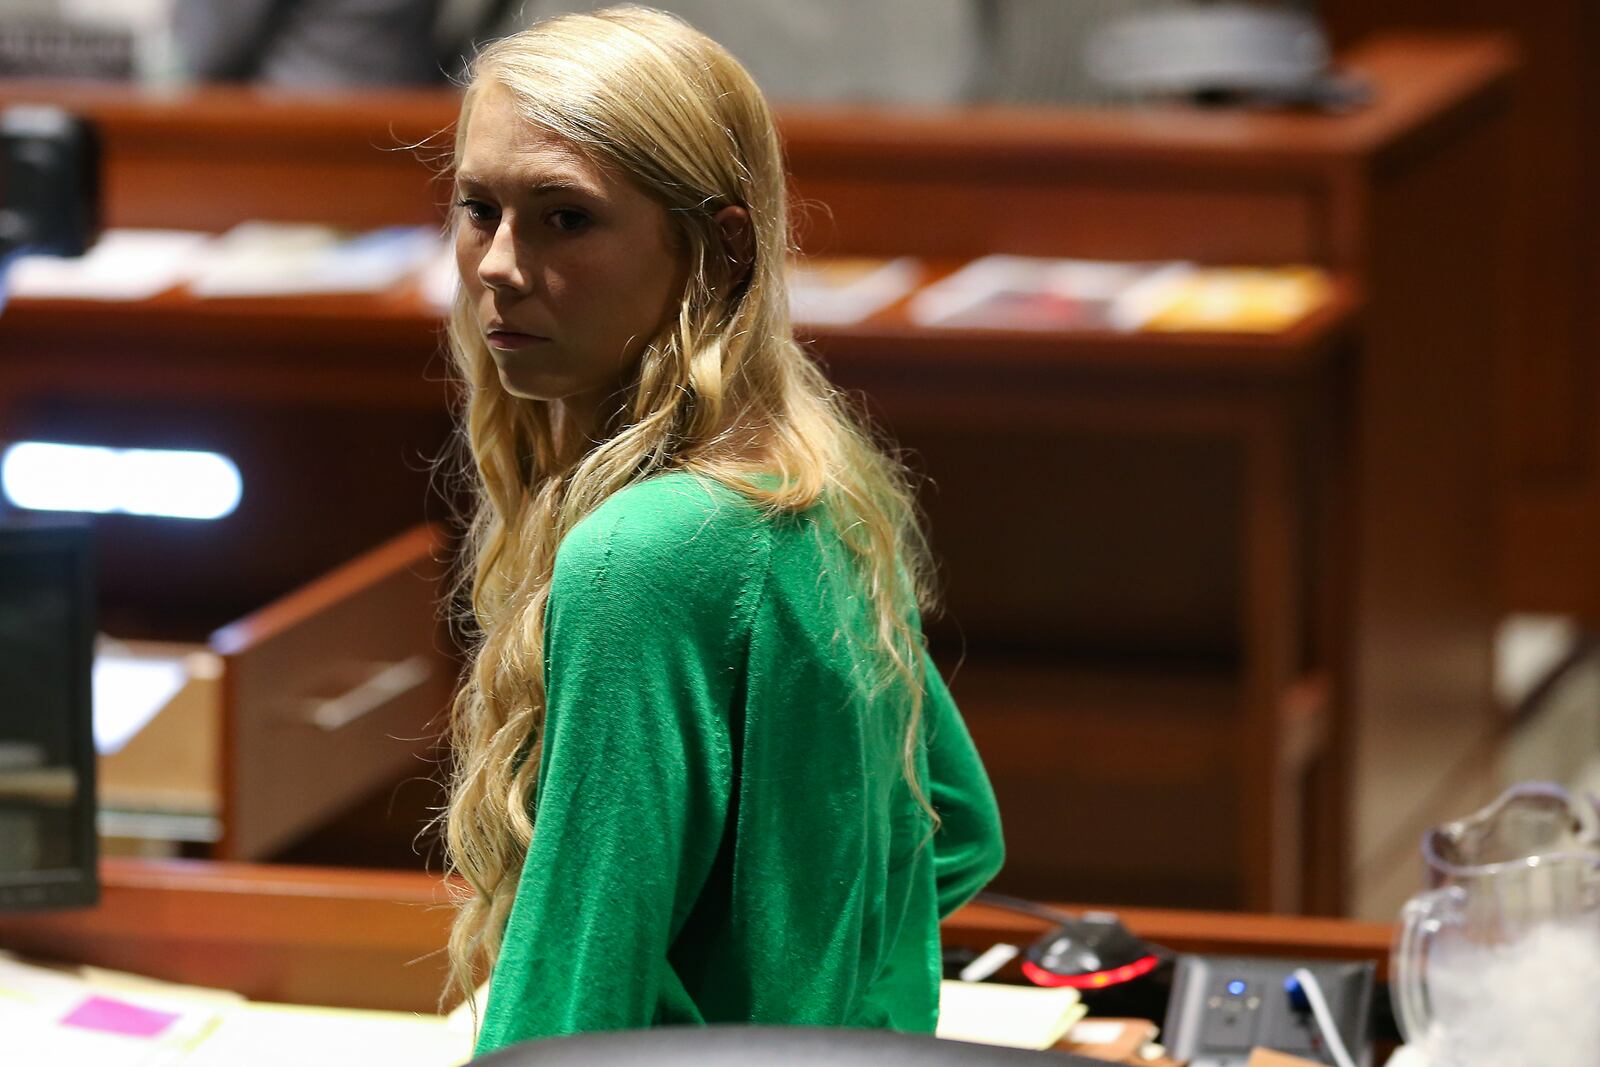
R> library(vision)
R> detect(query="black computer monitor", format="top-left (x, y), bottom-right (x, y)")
top-left (0, 519), bottom-right (97, 910)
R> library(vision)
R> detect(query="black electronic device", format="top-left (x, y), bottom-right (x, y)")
top-left (0, 520), bottom-right (98, 911)
top-left (1020, 910), bottom-right (1164, 991)
top-left (1163, 954), bottom-right (1376, 1067)
top-left (1, 104), bottom-right (99, 261)
top-left (471, 1025), bottom-right (1109, 1066)
top-left (973, 892), bottom-right (1168, 996)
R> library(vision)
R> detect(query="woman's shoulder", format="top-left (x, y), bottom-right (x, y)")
top-left (552, 472), bottom-right (776, 598)
top-left (568, 471), bottom-right (769, 551)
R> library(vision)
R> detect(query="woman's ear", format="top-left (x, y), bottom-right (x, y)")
top-left (713, 205), bottom-right (754, 287)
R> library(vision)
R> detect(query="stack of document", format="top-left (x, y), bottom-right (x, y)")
top-left (787, 256), bottom-right (922, 326)
top-left (907, 255), bottom-right (1188, 332)
top-left (935, 978), bottom-right (1086, 1049)
top-left (4, 223), bottom-right (449, 303)
top-left (6, 230), bottom-right (212, 301)
top-left (188, 222), bottom-right (442, 298)
top-left (0, 955), bottom-right (471, 1067)
top-left (0, 954), bottom-right (233, 1065)
top-left (183, 1002), bottom-right (471, 1067)
top-left (907, 255), bottom-right (1332, 334)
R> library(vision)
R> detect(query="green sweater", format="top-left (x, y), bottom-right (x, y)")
top-left (475, 473), bottom-right (1004, 1054)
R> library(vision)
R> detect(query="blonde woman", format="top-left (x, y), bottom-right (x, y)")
top-left (442, 6), bottom-right (1004, 1053)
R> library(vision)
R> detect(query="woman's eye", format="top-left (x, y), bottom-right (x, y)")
top-left (548, 209), bottom-right (591, 233)
top-left (455, 198), bottom-right (496, 224)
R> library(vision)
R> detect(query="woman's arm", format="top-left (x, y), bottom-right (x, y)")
top-left (475, 497), bottom-right (760, 1049)
top-left (923, 653), bottom-right (1005, 918)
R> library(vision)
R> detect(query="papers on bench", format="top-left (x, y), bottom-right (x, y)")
top-left (909, 256), bottom-right (1176, 332)
top-left (0, 953), bottom-right (233, 1066)
top-left (935, 978), bottom-right (1086, 1049)
top-left (0, 954), bottom-right (471, 1067)
top-left (189, 223), bottom-right (439, 298)
top-left (7, 229), bottom-right (212, 301)
top-left (787, 256), bottom-right (921, 326)
top-left (6, 223), bottom-right (446, 301)
top-left (6, 228), bottom-right (1333, 335)
top-left (182, 1002), bottom-right (471, 1067)
top-left (908, 255), bottom-right (1332, 333)
top-left (3, 954), bottom-right (1127, 1063)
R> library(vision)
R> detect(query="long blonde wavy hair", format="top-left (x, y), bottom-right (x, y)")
top-left (441, 4), bottom-right (936, 1015)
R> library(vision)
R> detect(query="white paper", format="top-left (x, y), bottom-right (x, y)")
top-left (1066, 1019), bottom-right (1129, 1045)
top-left (957, 941), bottom-right (1019, 982)
top-left (420, 240), bottom-right (459, 312)
top-left (92, 652), bottom-right (189, 755)
top-left (936, 979), bottom-right (1084, 1049)
top-left (188, 223), bottom-right (442, 298)
top-left (0, 956), bottom-right (465, 1067)
top-left (182, 1003), bottom-right (470, 1067)
top-left (906, 254), bottom-right (1190, 331)
top-left (0, 956), bottom-right (223, 1067)
top-left (788, 256), bottom-right (921, 326)
top-left (8, 229), bottom-right (213, 301)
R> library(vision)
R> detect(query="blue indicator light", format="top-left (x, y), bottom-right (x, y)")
top-left (1226, 980), bottom-right (1247, 996)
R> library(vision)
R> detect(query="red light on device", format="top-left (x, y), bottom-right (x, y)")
top-left (1021, 953), bottom-right (1160, 990)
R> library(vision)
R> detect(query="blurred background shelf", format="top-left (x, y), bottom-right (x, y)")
top-left (943, 662), bottom-right (1329, 910)
top-left (0, 34), bottom-right (1515, 918)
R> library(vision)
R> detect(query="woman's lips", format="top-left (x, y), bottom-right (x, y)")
top-left (486, 330), bottom-right (549, 350)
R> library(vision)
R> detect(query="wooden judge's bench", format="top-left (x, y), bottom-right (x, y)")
top-left (0, 29), bottom-right (1510, 959)
top-left (0, 859), bottom-right (1396, 1017)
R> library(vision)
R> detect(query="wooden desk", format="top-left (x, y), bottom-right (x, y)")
top-left (0, 34), bottom-right (1514, 917)
top-left (0, 859), bottom-right (1394, 1016)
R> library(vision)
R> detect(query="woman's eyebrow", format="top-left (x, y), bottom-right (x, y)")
top-left (455, 171), bottom-right (604, 198)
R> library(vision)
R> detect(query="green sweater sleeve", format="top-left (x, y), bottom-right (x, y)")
top-left (924, 653), bottom-right (1005, 919)
top-left (475, 491), bottom-right (762, 1050)
top-left (474, 475), bottom-right (1004, 1049)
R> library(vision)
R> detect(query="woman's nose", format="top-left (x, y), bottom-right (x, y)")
top-left (477, 222), bottom-right (530, 292)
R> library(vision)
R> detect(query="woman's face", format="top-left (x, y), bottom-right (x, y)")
top-left (453, 83), bottom-right (685, 425)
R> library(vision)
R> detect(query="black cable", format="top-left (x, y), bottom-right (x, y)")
top-left (974, 891), bottom-right (1077, 925)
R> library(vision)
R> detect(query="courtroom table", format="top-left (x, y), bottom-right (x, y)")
top-left (0, 859), bottom-right (1394, 1017)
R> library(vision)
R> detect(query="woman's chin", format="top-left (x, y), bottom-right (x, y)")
top-left (494, 365), bottom-right (567, 402)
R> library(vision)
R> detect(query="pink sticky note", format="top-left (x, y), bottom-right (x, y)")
top-left (60, 995), bottom-right (180, 1038)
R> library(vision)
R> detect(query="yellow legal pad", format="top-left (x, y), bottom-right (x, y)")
top-left (935, 979), bottom-right (1087, 1050)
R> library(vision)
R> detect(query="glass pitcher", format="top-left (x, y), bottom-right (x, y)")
top-left (1391, 782), bottom-right (1600, 1067)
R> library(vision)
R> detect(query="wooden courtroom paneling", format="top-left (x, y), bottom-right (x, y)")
top-left (0, 860), bottom-right (458, 1013)
top-left (1326, 3), bottom-right (1600, 620)
top-left (211, 525), bottom-right (457, 861)
top-left (791, 173), bottom-right (1323, 264)
top-left (0, 39), bottom-right (1515, 254)
top-left (817, 309), bottom-right (1357, 912)
top-left (1341, 88), bottom-right (1507, 914)
top-left (0, 859), bottom-right (1395, 1013)
top-left (0, 82), bottom-right (457, 232)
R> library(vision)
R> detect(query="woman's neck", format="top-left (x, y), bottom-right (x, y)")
top-left (549, 392), bottom-right (775, 475)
